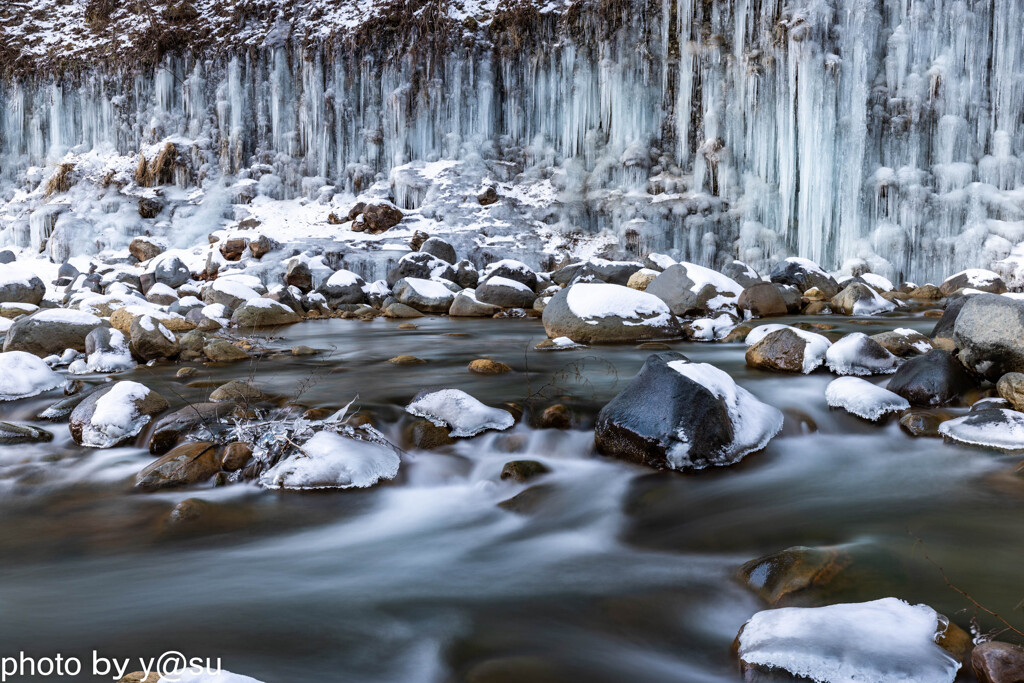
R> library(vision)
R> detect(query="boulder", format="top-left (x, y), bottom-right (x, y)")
top-left (219, 237), bottom-right (248, 261)
top-left (232, 299), bottom-right (302, 328)
top-left (997, 372), bottom-right (1024, 411)
top-left (69, 381), bottom-right (168, 448)
top-left (644, 262), bottom-right (742, 317)
top-left (203, 339), bottom-right (249, 363)
top-left (454, 259), bottom-right (479, 289)
top-left (722, 260), bottom-right (762, 288)
top-left (4, 309), bottom-right (107, 356)
top-left (831, 282), bottom-right (896, 315)
top-left (150, 255), bottom-right (191, 289)
top-left (825, 333), bottom-right (899, 376)
top-left (939, 268), bottom-right (1007, 296)
top-left (285, 260), bottom-right (313, 293)
top-left (129, 314), bottom-right (179, 361)
top-left (481, 259), bottom-right (539, 290)
top-left (909, 283), bottom-right (943, 299)
top-left (594, 352), bottom-right (783, 470)
top-left (887, 350), bottom-right (975, 406)
top-left (972, 641), bottom-right (1024, 683)
top-left (419, 237), bottom-right (457, 264)
top-left (738, 282), bottom-right (789, 318)
top-left (826, 376), bottom-right (910, 420)
top-left (449, 290), bottom-right (500, 317)
top-left (392, 277), bottom-right (456, 313)
top-left (931, 294), bottom-right (971, 341)
top-left (746, 327), bottom-right (830, 374)
top-left (542, 283), bottom-right (681, 343)
top-left (475, 276), bottom-right (536, 309)
top-left (939, 408), bottom-right (1024, 451)
top-left (317, 269), bottom-right (367, 306)
top-left (203, 278), bottom-right (260, 310)
top-left (83, 327), bottom-right (134, 372)
top-left (135, 442), bottom-right (222, 491)
top-left (386, 252), bottom-right (456, 287)
top-left (0, 265), bottom-right (45, 305)
top-left (870, 328), bottom-right (933, 356)
top-left (952, 293), bottom-right (1024, 380)
top-left (551, 259), bottom-right (642, 286)
top-left (149, 402), bottom-right (235, 454)
top-left (248, 235), bottom-right (278, 259)
top-left (361, 203), bottom-right (403, 234)
top-left (769, 257), bottom-right (840, 298)
top-left (129, 237), bottom-right (164, 262)
top-left (0, 422), bottom-right (54, 444)
top-left (468, 359), bottom-right (511, 375)
top-left (383, 302), bottom-right (424, 318)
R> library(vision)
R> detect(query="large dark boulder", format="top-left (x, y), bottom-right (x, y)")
top-left (419, 237), bottom-right (457, 264)
top-left (392, 277), bottom-right (456, 313)
top-left (0, 266), bottom-right (45, 305)
top-left (738, 282), bottom-right (789, 318)
top-left (930, 294), bottom-right (971, 340)
top-left (939, 269), bottom-right (1007, 297)
top-left (594, 352), bottom-right (783, 470)
top-left (886, 350), bottom-right (975, 406)
top-left (551, 260), bottom-right (643, 286)
top-left (317, 269), bottom-right (366, 306)
top-left (148, 402), bottom-right (236, 454)
top-left (481, 259), bottom-right (539, 290)
top-left (769, 257), bottom-right (840, 298)
top-left (952, 294), bottom-right (1024, 380)
top-left (722, 260), bottom-right (762, 288)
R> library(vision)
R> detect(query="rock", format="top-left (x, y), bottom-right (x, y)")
top-left (135, 441), bottom-right (222, 491)
top-left (871, 328), bottom-right (933, 356)
top-left (449, 290), bottom-right (501, 317)
top-left (769, 257), bottom-right (841, 299)
top-left (419, 237), bottom-right (457, 264)
top-left (972, 641), bottom-right (1024, 683)
top-left (940, 268), bottom-right (1007, 296)
top-left (117, 673), bottom-right (161, 683)
top-left (899, 409), bottom-right (951, 437)
top-left (4, 309), bottom-right (107, 355)
top-left (939, 409), bottom-right (1024, 451)
top-left (826, 376), bottom-right (910, 420)
top-left (209, 380), bottom-right (264, 403)
top-left (500, 460), bottom-right (551, 482)
top-left (887, 350), bottom-right (975, 406)
top-left (952, 294), bottom-right (1024, 380)
top-left (825, 333), bottom-right (899, 376)
top-left (203, 339), bottom-right (249, 362)
top-left (148, 402), bottom-right (235, 454)
top-left (542, 283), bottom-right (681, 343)
top-left (468, 359), bottom-right (511, 374)
top-left (249, 234), bottom-right (278, 259)
top-left (177, 329), bottom-right (207, 361)
top-left (317, 269), bottom-right (367, 306)
top-left (454, 259), bottom-right (479, 289)
top-left (265, 284), bottom-right (303, 313)
top-left (129, 314), bottom-right (179, 361)
top-left (285, 260), bottom-right (313, 293)
top-left (997, 373), bottom-right (1024, 411)
top-left (406, 389), bottom-right (514, 437)
top-left (383, 302), bottom-right (424, 318)
top-left (83, 327), bottom-right (134, 372)
top-left (644, 262), bottom-right (743, 316)
top-left (402, 419), bottom-right (455, 450)
top-left (538, 404), bottom-right (572, 429)
top-left (626, 268), bottom-right (659, 290)
top-left (232, 299), bottom-right (303, 328)
top-left (0, 250), bottom-right (15, 265)
top-left (219, 237), bottom-right (248, 261)
top-left (387, 252), bottom-right (457, 286)
top-left (204, 278), bottom-right (260, 310)
top-left (930, 294), bottom-right (971, 341)
top-left (745, 327), bottom-right (831, 374)
top-left (176, 367), bottom-right (197, 378)
top-left (738, 282), bottom-right (789, 318)
top-left (221, 442), bottom-right (253, 471)
top-left (389, 355), bottom-right (425, 365)
top-left (478, 186), bottom-right (499, 205)
top-left (69, 381), bottom-right (169, 448)
top-left (475, 276), bottom-right (536, 308)
top-left (151, 255), bottom-right (191, 289)
top-left (722, 260), bottom-right (762, 288)
top-left (260, 431), bottom-right (401, 489)
top-left (738, 545), bottom-right (853, 605)
top-left (0, 422), bottom-right (54, 444)
top-left (831, 282), bottom-right (896, 315)
top-left (594, 352), bottom-right (783, 470)
top-left (0, 265), bottom-right (45, 305)
top-left (361, 203), bottom-right (404, 233)
top-left (482, 259), bottom-right (538, 290)
top-left (144, 282), bottom-right (178, 306)
top-left (346, 202), bottom-right (366, 221)
top-left (909, 283), bottom-right (943, 299)
top-left (292, 345), bottom-right (316, 356)
top-left (129, 236), bottom-right (164, 262)
top-left (392, 277), bottom-right (456, 313)
top-left (551, 259), bottom-right (643, 286)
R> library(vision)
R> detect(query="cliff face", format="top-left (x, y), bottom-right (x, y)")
top-left (2, 0), bottom-right (1023, 283)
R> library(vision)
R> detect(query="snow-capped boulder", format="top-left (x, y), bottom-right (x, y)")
top-left (0, 351), bottom-right (63, 401)
top-left (261, 431), bottom-right (401, 489)
top-left (3, 309), bottom-right (107, 356)
top-left (0, 265), bottom-right (45, 305)
top-left (406, 389), bottom-right (514, 437)
top-left (149, 254), bottom-right (191, 289)
top-left (997, 373), bottom-right (1024, 411)
top-left (386, 252), bottom-right (456, 287)
top-left (860, 272), bottom-right (895, 292)
top-left (831, 282), bottom-right (897, 315)
top-left (745, 326), bottom-right (831, 374)
top-left (722, 260), bottom-right (762, 288)
top-left (684, 313), bottom-right (739, 341)
top-left (419, 236), bottom-right (457, 264)
top-left (83, 327), bottom-right (135, 373)
top-left (145, 282), bottom-right (178, 306)
top-left (481, 259), bottom-right (538, 290)
top-left (736, 598), bottom-right (966, 683)
top-left (453, 259), bottom-right (479, 289)
top-left (475, 275), bottom-right (536, 309)
top-left (317, 269), bottom-right (367, 306)
top-left (826, 377), bottom-right (910, 420)
top-left (69, 381), bottom-right (169, 448)
top-left (542, 283), bottom-right (681, 343)
top-left (939, 409), bottom-right (1024, 451)
top-left (887, 350), bottom-right (975, 406)
top-left (952, 294), bottom-right (1024, 380)
top-left (448, 289), bottom-right (501, 317)
top-left (737, 282), bottom-right (790, 317)
top-left (939, 268), bottom-right (1007, 296)
top-left (626, 268), bottom-right (659, 290)
top-left (594, 352), bottom-right (783, 470)
top-left (645, 262), bottom-right (743, 317)
top-left (232, 299), bottom-right (302, 328)
top-left (871, 328), bottom-right (933, 356)
top-left (769, 257), bottom-right (841, 298)
top-left (129, 314), bottom-right (179, 360)
top-left (826, 333), bottom-right (899, 376)
top-left (203, 278), bottom-right (260, 310)
top-left (551, 259), bottom-right (643, 286)
top-left (392, 277), bottom-right (457, 313)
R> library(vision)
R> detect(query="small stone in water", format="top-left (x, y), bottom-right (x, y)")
top-left (468, 359), bottom-right (511, 374)
top-left (537, 404), bottom-right (572, 429)
top-left (500, 460), bottom-right (551, 482)
top-left (176, 367), bottom-right (197, 378)
top-left (389, 355), bottom-right (426, 365)
top-left (291, 345), bottom-right (316, 356)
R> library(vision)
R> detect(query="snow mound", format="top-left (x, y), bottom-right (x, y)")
top-left (738, 598), bottom-right (961, 683)
top-left (826, 377), bottom-right (910, 420)
top-left (0, 351), bottom-right (64, 401)
top-left (938, 409), bottom-right (1024, 451)
top-left (78, 381), bottom-right (155, 448)
top-left (31, 308), bottom-right (103, 325)
top-left (406, 389), bottom-right (514, 437)
top-left (687, 314), bottom-right (738, 341)
top-left (826, 333), bottom-right (899, 376)
top-left (261, 431), bottom-right (400, 490)
top-left (566, 283), bottom-right (673, 325)
top-left (323, 269), bottom-right (363, 287)
top-left (87, 329), bottom-right (135, 373)
top-left (401, 277), bottom-right (454, 299)
top-left (861, 273), bottom-right (895, 291)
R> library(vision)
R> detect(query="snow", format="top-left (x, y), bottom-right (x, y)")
top-left (324, 269), bottom-right (362, 287)
top-left (938, 409), bottom-right (1024, 451)
top-left (401, 277), bottom-right (454, 299)
top-left (209, 278), bottom-right (260, 302)
top-left (0, 351), bottom-right (64, 401)
top-left (85, 329), bottom-right (134, 373)
top-left (406, 389), bottom-right (514, 438)
top-left (687, 314), bottom-right (738, 341)
top-left (737, 598), bottom-right (961, 683)
top-left (783, 257), bottom-right (830, 277)
top-left (30, 308), bottom-right (101, 325)
top-left (261, 431), bottom-right (400, 490)
top-left (665, 360), bottom-right (784, 469)
top-left (860, 273), bottom-right (894, 291)
top-left (826, 333), bottom-right (899, 376)
top-left (890, 328), bottom-right (934, 354)
top-left (826, 377), bottom-right (910, 421)
top-left (484, 276), bottom-right (533, 292)
top-left (678, 261), bottom-right (744, 298)
top-left (0, 265), bottom-right (36, 288)
top-left (950, 268), bottom-right (1002, 288)
top-left (566, 283), bottom-right (673, 326)
top-left (849, 286), bottom-right (896, 316)
top-left (482, 259), bottom-right (533, 279)
top-left (78, 381), bottom-right (153, 448)
top-left (139, 314), bottom-right (175, 341)
top-left (746, 324), bottom-right (832, 373)
top-left (159, 670), bottom-right (264, 683)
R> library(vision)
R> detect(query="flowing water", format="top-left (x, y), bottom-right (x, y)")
top-left (0, 314), bottom-right (1021, 682)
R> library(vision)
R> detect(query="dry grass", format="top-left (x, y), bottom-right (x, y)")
top-left (44, 163), bottom-right (75, 196)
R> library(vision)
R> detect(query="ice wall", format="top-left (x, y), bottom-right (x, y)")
top-left (1, 0), bottom-right (1023, 283)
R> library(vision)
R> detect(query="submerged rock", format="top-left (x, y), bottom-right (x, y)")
top-left (468, 359), bottom-right (511, 375)
top-left (738, 545), bottom-right (853, 605)
top-left (594, 352), bottom-right (782, 470)
top-left (500, 460), bottom-right (551, 482)
top-left (0, 422), bottom-right (54, 444)
top-left (542, 283), bottom-right (680, 343)
top-left (149, 402), bottom-right (235, 454)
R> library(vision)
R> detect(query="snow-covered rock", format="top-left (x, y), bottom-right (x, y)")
top-left (232, 299), bottom-right (303, 328)
top-left (0, 265), bottom-right (45, 305)
top-left (392, 277), bottom-right (457, 313)
top-left (831, 282), bottom-right (897, 315)
top-left (745, 325), bottom-right (831, 373)
top-left (826, 333), bottom-right (900, 376)
top-left (645, 262), bottom-right (743, 316)
top-left (0, 351), bottom-right (64, 401)
top-left (69, 381), bottom-right (169, 448)
top-left (938, 409), bottom-right (1024, 451)
top-left (81, 327), bottom-right (135, 373)
top-left (769, 257), bottom-right (841, 298)
top-left (542, 283), bottom-right (681, 343)
top-left (3, 309), bottom-right (107, 356)
top-left (939, 268), bottom-right (1007, 296)
top-left (261, 431), bottom-right (401, 489)
top-left (406, 389), bottom-right (514, 438)
top-left (826, 377), bottom-right (910, 420)
top-left (475, 275), bottom-right (536, 309)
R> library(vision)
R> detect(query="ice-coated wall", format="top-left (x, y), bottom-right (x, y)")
top-left (1, 0), bottom-right (1022, 283)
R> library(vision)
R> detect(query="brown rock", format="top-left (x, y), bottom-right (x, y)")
top-left (972, 642), bottom-right (1024, 683)
top-left (389, 355), bottom-right (425, 365)
top-left (908, 284), bottom-right (942, 300)
top-left (997, 372), bottom-right (1024, 412)
top-left (118, 673), bottom-right (161, 683)
top-left (500, 460), bottom-right (551, 482)
top-left (209, 380), bottom-right (264, 403)
top-left (898, 408), bottom-right (953, 437)
top-left (478, 186), bottom-right (499, 205)
top-left (538, 404), bottom-right (572, 429)
top-left (802, 301), bottom-right (832, 315)
top-left (738, 282), bottom-right (789, 318)
top-left (361, 204), bottom-right (404, 234)
top-left (135, 442), bottom-right (221, 491)
top-left (468, 359), bottom-right (511, 375)
top-left (249, 234), bottom-right (278, 259)
top-left (219, 237), bottom-right (248, 261)
top-left (327, 212), bottom-right (344, 225)
top-left (745, 328), bottom-right (808, 373)
top-left (221, 442), bottom-right (253, 471)
top-left (738, 545), bottom-right (853, 605)
top-left (203, 339), bottom-right (250, 363)
top-left (871, 329), bottom-right (933, 356)
top-left (129, 237), bottom-right (163, 262)
top-left (403, 419), bottom-right (455, 450)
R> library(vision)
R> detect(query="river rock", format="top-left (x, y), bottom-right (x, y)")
top-left (972, 641), bottom-right (1024, 683)
top-left (449, 289), bottom-right (500, 317)
top-left (769, 257), bottom-right (840, 298)
top-left (386, 252), bottom-right (456, 286)
top-left (831, 282), bottom-right (896, 315)
top-left (232, 299), bottom-right (302, 328)
top-left (83, 327), bottom-right (134, 372)
top-left (150, 254), bottom-right (191, 289)
top-left (542, 283), bottom-right (681, 343)
top-left (69, 381), bottom-right (169, 448)
top-left (644, 262), bottom-right (743, 317)
top-left (454, 259), bottom-right (479, 289)
top-left (482, 259), bottom-right (538, 289)
top-left (475, 275), bottom-right (536, 308)
top-left (209, 380), bottom-right (264, 403)
top-left (406, 389), bottom-right (514, 437)
top-left (997, 373), bottom-right (1024, 411)
top-left (203, 278), bottom-right (260, 310)
top-left (129, 314), bottom-right (179, 360)
top-left (825, 333), bottom-right (899, 376)
top-left (722, 260), bottom-right (762, 288)
top-left (745, 327), bottom-right (831, 374)
top-left (0, 422), bottom-right (54, 444)
top-left (500, 460), bottom-right (551, 482)
top-left (392, 277), bottom-right (456, 313)
top-left (870, 328), bottom-right (933, 356)
top-left (4, 309), bottom-right (107, 356)
top-left (826, 377), bottom-right (910, 420)
top-left (383, 302), bottom-right (423, 318)
top-left (203, 339), bottom-right (249, 363)
top-left (419, 236), bottom-right (457, 264)
top-left (317, 269), bottom-right (366, 306)
top-left (899, 408), bottom-right (952, 438)
top-left (939, 268), bottom-right (1007, 296)
top-left (738, 282), bottom-right (789, 317)
top-left (402, 419), bottom-right (455, 450)
top-left (594, 352), bottom-right (783, 470)
top-left (468, 359), bottom-right (511, 375)
top-left (939, 409), bottom-right (1024, 451)
top-left (626, 268), bottom-right (659, 290)
top-left (149, 402), bottom-right (236, 454)
top-left (145, 282), bottom-right (178, 306)
top-left (738, 545), bottom-right (853, 605)
top-left (0, 265), bottom-right (45, 305)
top-left (887, 350), bottom-right (975, 406)
top-left (952, 294), bottom-right (1024, 380)
top-left (930, 294), bottom-right (971, 341)
top-left (135, 441), bottom-right (222, 491)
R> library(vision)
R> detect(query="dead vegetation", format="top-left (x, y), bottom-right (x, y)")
top-left (135, 142), bottom-right (188, 188)
top-left (44, 163), bottom-right (75, 196)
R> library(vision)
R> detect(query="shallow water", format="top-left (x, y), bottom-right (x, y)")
top-left (0, 313), bottom-right (1021, 682)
